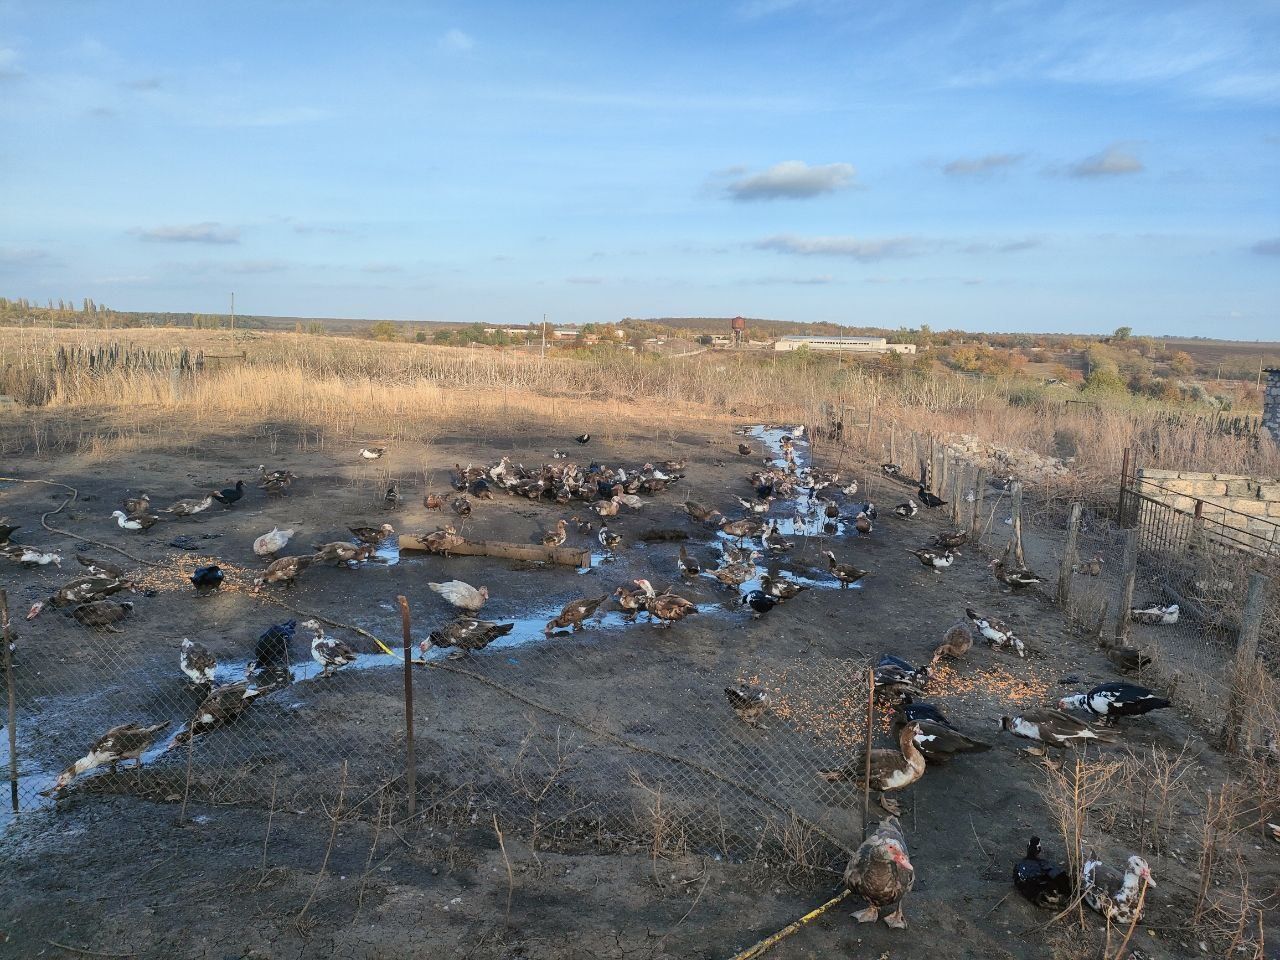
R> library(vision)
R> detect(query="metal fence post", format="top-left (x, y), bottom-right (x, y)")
top-left (397, 595), bottom-right (416, 818)
top-left (1057, 502), bottom-right (1083, 608)
top-left (1221, 573), bottom-right (1269, 754)
top-left (2, 589), bottom-right (17, 813)
top-left (1114, 530), bottom-right (1139, 644)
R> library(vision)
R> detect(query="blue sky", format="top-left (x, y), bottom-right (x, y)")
top-left (1, 1), bottom-right (1277, 337)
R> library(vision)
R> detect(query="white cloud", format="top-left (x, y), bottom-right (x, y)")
top-left (134, 222), bottom-right (241, 244)
top-left (439, 29), bottom-right (475, 52)
top-left (1067, 143), bottom-right (1144, 177)
top-left (943, 153), bottom-right (1023, 176)
top-left (726, 160), bottom-right (856, 200)
top-left (755, 234), bottom-right (919, 260)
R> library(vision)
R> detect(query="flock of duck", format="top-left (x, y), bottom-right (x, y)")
top-left (3, 426), bottom-right (1181, 939)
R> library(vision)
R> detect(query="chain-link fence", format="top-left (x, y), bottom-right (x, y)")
top-left (2, 432), bottom-right (883, 882)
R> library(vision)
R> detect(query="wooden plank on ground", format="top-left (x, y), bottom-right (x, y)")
top-left (398, 535), bottom-right (590, 568)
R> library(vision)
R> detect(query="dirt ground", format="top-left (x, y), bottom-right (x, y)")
top-left (0, 416), bottom-right (1275, 960)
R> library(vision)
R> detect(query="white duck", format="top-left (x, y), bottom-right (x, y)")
top-left (429, 580), bottom-right (489, 612)
top-left (1130, 603), bottom-right (1179, 625)
top-left (2, 545), bottom-right (62, 566)
top-left (179, 638), bottom-right (217, 686)
top-left (253, 527), bottom-right (295, 557)
top-left (111, 510), bottom-right (155, 531)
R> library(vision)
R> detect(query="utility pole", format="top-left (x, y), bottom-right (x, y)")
top-left (541, 313), bottom-right (547, 360)
top-left (229, 292), bottom-right (235, 333)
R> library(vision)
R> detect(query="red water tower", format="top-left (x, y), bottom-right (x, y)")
top-left (730, 316), bottom-right (746, 346)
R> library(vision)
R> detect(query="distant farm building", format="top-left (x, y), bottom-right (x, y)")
top-left (772, 335), bottom-right (916, 354)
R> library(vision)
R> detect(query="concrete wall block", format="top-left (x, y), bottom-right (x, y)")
top-left (1224, 498), bottom-right (1269, 516)
top-left (1137, 468), bottom-right (1179, 481)
top-left (1182, 480), bottom-right (1229, 498)
top-left (1224, 480), bottom-right (1261, 497)
top-left (1258, 483), bottom-right (1280, 501)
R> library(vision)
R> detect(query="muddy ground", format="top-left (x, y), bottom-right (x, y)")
top-left (0, 417), bottom-right (1275, 959)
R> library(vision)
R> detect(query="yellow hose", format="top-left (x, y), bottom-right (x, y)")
top-left (728, 888), bottom-right (852, 960)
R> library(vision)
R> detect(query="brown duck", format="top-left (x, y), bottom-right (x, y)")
top-left (820, 721), bottom-right (926, 815)
top-left (930, 621), bottom-right (973, 663)
top-left (51, 721), bottom-right (170, 791)
top-left (545, 596), bottom-right (607, 634)
top-left (822, 550), bottom-right (868, 589)
top-left (252, 554), bottom-right (314, 593)
top-left (417, 525), bottom-right (465, 557)
top-left (635, 579), bottom-right (698, 628)
top-left (844, 816), bottom-right (915, 929)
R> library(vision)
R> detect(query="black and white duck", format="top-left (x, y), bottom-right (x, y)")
top-left (822, 550), bottom-right (868, 589)
top-left (252, 554), bottom-right (313, 592)
top-left (111, 510), bottom-right (158, 531)
top-left (75, 554), bottom-right (125, 579)
top-left (251, 619), bottom-right (297, 674)
top-left (360, 446), bottom-right (386, 460)
top-left (737, 443), bottom-right (752, 456)
top-left (597, 523), bottom-right (622, 556)
top-left (991, 557), bottom-right (1044, 590)
top-left (450, 495), bottom-right (472, 519)
top-left (1014, 837), bottom-right (1073, 909)
top-left (27, 575), bottom-right (127, 619)
top-left (917, 485), bottom-right (947, 509)
top-left (762, 521), bottom-right (793, 552)
top-left (211, 480), bottom-right (246, 506)
top-left (677, 544), bottom-right (702, 576)
top-left (163, 495), bottom-right (214, 517)
top-left (384, 485), bottom-right (401, 509)
top-left (70, 600), bottom-right (134, 632)
top-left (179, 638), bottom-right (217, 686)
top-left (1000, 709), bottom-right (1117, 751)
top-left (724, 684), bottom-right (770, 728)
top-left (190, 564), bottom-right (224, 595)
top-left (1130, 602), bottom-right (1179, 625)
top-left (760, 573), bottom-right (808, 601)
top-left (736, 496), bottom-right (772, 516)
top-left (881, 463), bottom-right (904, 480)
top-left (421, 618), bottom-right (515, 655)
top-left (990, 473), bottom-right (1016, 491)
top-left (305, 619), bottom-right (358, 676)
top-left (51, 721), bottom-right (170, 791)
top-left (349, 523), bottom-right (395, 545)
top-left (893, 499), bottom-right (919, 519)
top-left (545, 596), bottom-right (608, 634)
top-left (854, 511), bottom-right (874, 536)
top-left (1083, 854), bottom-right (1155, 925)
top-left (2, 544), bottom-right (62, 566)
top-left (0, 520), bottom-right (19, 544)
top-left (821, 722), bottom-right (927, 815)
top-left (740, 589), bottom-right (776, 618)
top-left (898, 695), bottom-right (953, 728)
top-left (844, 816), bottom-right (915, 930)
top-left (965, 607), bottom-right (1026, 657)
top-left (906, 546), bottom-right (956, 572)
top-left (575, 433), bottom-right (591, 445)
top-left (892, 709), bottom-right (990, 760)
top-left (171, 681), bottom-right (264, 747)
top-left (1057, 682), bottom-right (1171, 725)
top-left (874, 655), bottom-right (931, 696)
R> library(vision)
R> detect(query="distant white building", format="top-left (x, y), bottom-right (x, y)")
top-left (772, 335), bottom-right (916, 354)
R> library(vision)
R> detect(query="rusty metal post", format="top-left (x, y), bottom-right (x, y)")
top-left (1114, 530), bottom-right (1139, 644)
top-left (397, 595), bottom-right (416, 817)
top-left (1057, 502), bottom-right (1083, 608)
top-left (2, 590), bottom-right (17, 813)
top-left (1222, 573), bottom-right (1269, 754)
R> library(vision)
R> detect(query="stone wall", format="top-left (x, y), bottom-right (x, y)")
top-left (1264, 368), bottom-right (1280, 441)
top-left (1136, 467), bottom-right (1280, 547)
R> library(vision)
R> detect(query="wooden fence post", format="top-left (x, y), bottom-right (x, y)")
top-left (1114, 530), bottom-right (1139, 644)
top-left (889, 424), bottom-right (896, 468)
top-left (971, 468), bottom-right (987, 538)
top-left (1057, 503), bottom-right (1082, 608)
top-left (1221, 573), bottom-right (1269, 754)
top-left (950, 464), bottom-right (964, 528)
top-left (1010, 482), bottom-right (1025, 567)
top-left (397, 595), bottom-right (417, 818)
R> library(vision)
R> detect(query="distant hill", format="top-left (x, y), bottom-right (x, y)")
top-left (623, 316), bottom-right (893, 338)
